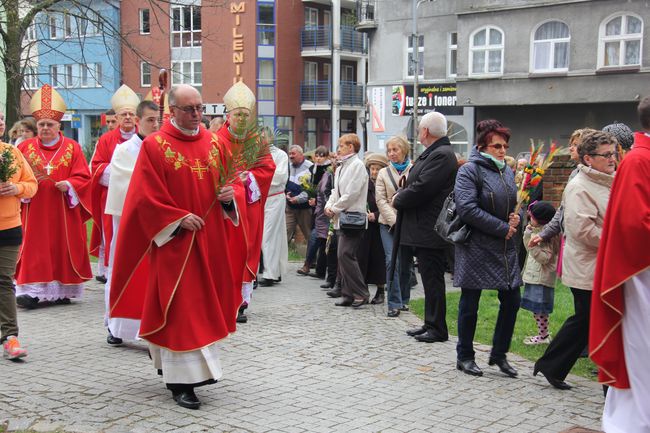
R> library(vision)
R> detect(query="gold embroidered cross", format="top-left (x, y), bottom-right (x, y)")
top-left (190, 159), bottom-right (208, 179)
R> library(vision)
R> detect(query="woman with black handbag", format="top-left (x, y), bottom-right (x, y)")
top-left (454, 120), bottom-right (522, 378)
top-left (324, 134), bottom-right (369, 308)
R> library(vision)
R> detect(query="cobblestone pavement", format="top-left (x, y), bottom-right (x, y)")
top-left (1, 263), bottom-right (603, 433)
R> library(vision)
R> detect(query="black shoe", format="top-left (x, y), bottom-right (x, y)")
top-left (457, 359), bottom-right (483, 377)
top-left (54, 298), bottom-right (71, 305)
top-left (370, 292), bottom-right (384, 305)
top-left (326, 289), bottom-right (342, 298)
top-left (236, 312), bottom-right (248, 323)
top-left (533, 366), bottom-right (572, 390)
top-left (387, 309), bottom-right (400, 318)
top-left (406, 326), bottom-right (427, 337)
top-left (351, 298), bottom-right (368, 308)
top-left (16, 295), bottom-right (39, 309)
top-left (320, 282), bottom-right (334, 289)
top-left (95, 275), bottom-right (107, 284)
top-left (399, 305), bottom-right (410, 312)
top-left (173, 390), bottom-right (201, 410)
top-left (107, 331), bottom-right (123, 346)
top-left (335, 297), bottom-right (353, 307)
top-left (308, 273), bottom-right (325, 279)
top-left (488, 357), bottom-right (518, 378)
top-left (413, 330), bottom-right (447, 343)
top-left (257, 278), bottom-right (275, 287)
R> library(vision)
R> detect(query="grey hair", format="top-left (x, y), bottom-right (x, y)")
top-left (578, 130), bottom-right (618, 165)
top-left (289, 144), bottom-right (304, 153)
top-left (419, 111), bottom-right (447, 138)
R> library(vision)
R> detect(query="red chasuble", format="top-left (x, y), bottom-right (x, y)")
top-left (109, 123), bottom-right (247, 351)
top-left (216, 124), bottom-right (275, 282)
top-left (590, 132), bottom-right (650, 389)
top-left (16, 134), bottom-right (93, 284)
top-left (89, 128), bottom-right (131, 262)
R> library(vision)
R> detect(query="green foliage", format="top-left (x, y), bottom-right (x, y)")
top-left (410, 282), bottom-right (597, 379)
top-left (0, 146), bottom-right (18, 182)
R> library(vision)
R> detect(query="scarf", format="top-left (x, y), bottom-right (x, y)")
top-left (391, 158), bottom-right (410, 174)
top-left (480, 152), bottom-right (506, 170)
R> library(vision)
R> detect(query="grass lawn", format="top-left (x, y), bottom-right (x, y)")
top-left (410, 282), bottom-right (597, 379)
top-left (85, 220), bottom-right (97, 263)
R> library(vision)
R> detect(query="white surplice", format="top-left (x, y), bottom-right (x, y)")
top-left (260, 146), bottom-right (289, 280)
top-left (602, 268), bottom-right (650, 433)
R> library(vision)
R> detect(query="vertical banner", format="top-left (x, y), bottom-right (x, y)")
top-left (370, 87), bottom-right (385, 132)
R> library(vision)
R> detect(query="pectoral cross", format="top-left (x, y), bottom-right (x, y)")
top-left (190, 159), bottom-right (208, 179)
top-left (45, 163), bottom-right (53, 175)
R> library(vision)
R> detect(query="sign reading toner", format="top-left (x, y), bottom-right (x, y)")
top-left (392, 84), bottom-right (462, 116)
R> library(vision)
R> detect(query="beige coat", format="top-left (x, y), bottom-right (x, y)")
top-left (374, 163), bottom-right (412, 227)
top-left (325, 154), bottom-right (368, 230)
top-left (522, 225), bottom-right (560, 287)
top-left (561, 164), bottom-right (614, 291)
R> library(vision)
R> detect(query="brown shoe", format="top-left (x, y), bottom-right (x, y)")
top-left (296, 263), bottom-right (310, 275)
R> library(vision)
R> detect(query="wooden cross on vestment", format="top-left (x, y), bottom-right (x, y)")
top-left (190, 159), bottom-right (209, 179)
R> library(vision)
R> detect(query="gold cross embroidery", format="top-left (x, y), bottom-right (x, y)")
top-left (190, 159), bottom-right (209, 179)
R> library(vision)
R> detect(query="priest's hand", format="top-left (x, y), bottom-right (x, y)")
top-left (180, 214), bottom-right (205, 231)
top-left (0, 182), bottom-right (18, 196)
top-left (55, 181), bottom-right (70, 192)
top-left (217, 185), bottom-right (235, 203)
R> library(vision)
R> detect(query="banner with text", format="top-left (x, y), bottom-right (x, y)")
top-left (391, 84), bottom-right (462, 116)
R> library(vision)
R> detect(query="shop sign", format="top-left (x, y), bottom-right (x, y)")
top-left (391, 84), bottom-right (462, 116)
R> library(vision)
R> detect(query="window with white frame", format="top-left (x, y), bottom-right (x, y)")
top-left (80, 14), bottom-right (100, 36)
top-left (599, 14), bottom-right (643, 68)
top-left (24, 65), bottom-right (39, 89)
top-left (341, 64), bottom-right (355, 82)
top-left (171, 5), bottom-right (201, 47)
top-left (49, 15), bottom-right (58, 39)
top-left (80, 63), bottom-right (102, 87)
top-left (50, 65), bottom-right (62, 87)
top-left (305, 117), bottom-right (317, 150)
top-left (141, 62), bottom-right (152, 87)
top-left (304, 61), bottom-right (318, 82)
top-left (65, 64), bottom-right (75, 87)
top-left (140, 9), bottom-right (151, 34)
top-left (276, 116), bottom-right (293, 147)
top-left (405, 35), bottom-right (424, 79)
top-left (24, 23), bottom-right (37, 42)
top-left (171, 61), bottom-right (202, 86)
top-left (258, 59), bottom-right (274, 101)
top-left (64, 13), bottom-right (73, 38)
top-left (532, 21), bottom-right (569, 72)
top-left (305, 7), bottom-right (318, 28)
top-left (470, 26), bottom-right (504, 76)
top-left (448, 32), bottom-right (458, 78)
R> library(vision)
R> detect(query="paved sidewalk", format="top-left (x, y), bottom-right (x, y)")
top-left (1, 263), bottom-right (603, 433)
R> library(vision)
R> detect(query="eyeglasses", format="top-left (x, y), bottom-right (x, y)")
top-left (487, 143), bottom-right (510, 150)
top-left (172, 105), bottom-right (204, 114)
top-left (589, 152), bottom-right (618, 160)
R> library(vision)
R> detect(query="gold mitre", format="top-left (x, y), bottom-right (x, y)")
top-left (111, 84), bottom-right (140, 112)
top-left (30, 84), bottom-right (67, 122)
top-left (224, 81), bottom-right (256, 113)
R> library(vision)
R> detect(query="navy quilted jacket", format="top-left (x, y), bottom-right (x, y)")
top-left (453, 149), bottom-right (523, 290)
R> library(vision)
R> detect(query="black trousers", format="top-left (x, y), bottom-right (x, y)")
top-left (326, 232), bottom-right (339, 285)
top-left (457, 288), bottom-right (520, 362)
top-left (315, 239), bottom-right (327, 278)
top-left (414, 247), bottom-right (448, 339)
top-left (534, 287), bottom-right (591, 381)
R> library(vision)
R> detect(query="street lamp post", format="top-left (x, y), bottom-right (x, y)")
top-left (411, 0), bottom-right (435, 158)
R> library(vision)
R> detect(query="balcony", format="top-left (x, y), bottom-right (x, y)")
top-left (300, 80), bottom-right (364, 109)
top-left (356, 0), bottom-right (378, 32)
top-left (301, 26), bottom-right (367, 57)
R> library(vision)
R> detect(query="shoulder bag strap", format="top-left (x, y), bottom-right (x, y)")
top-left (386, 167), bottom-right (399, 192)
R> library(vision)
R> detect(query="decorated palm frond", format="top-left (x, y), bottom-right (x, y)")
top-left (514, 139), bottom-right (563, 214)
top-left (0, 146), bottom-right (18, 182)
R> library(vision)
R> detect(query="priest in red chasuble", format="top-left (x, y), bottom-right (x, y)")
top-left (590, 97), bottom-right (650, 433)
top-left (89, 85), bottom-right (140, 283)
top-left (109, 84), bottom-right (246, 410)
top-left (218, 82), bottom-right (275, 323)
top-left (15, 85), bottom-right (92, 309)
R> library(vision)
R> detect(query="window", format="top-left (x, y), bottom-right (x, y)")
top-left (64, 13), bottom-right (73, 38)
top-left (304, 61), bottom-right (318, 82)
top-left (171, 5), bottom-right (201, 48)
top-left (65, 65), bottom-right (74, 87)
top-left (323, 63), bottom-right (331, 81)
top-left (470, 26), bottom-right (504, 76)
top-left (276, 116), bottom-right (293, 147)
top-left (80, 15), bottom-right (100, 36)
top-left (405, 35), bottom-right (424, 79)
top-left (305, 118), bottom-right (317, 150)
top-left (257, 4), bottom-right (274, 45)
top-left (532, 21), bottom-right (569, 72)
top-left (599, 14), bottom-right (643, 68)
top-left (171, 61), bottom-right (202, 86)
top-left (305, 7), bottom-right (318, 28)
top-left (81, 63), bottom-right (102, 87)
top-left (50, 65), bottom-right (62, 87)
top-left (24, 23), bottom-right (36, 42)
top-left (49, 15), bottom-right (58, 39)
top-left (140, 9), bottom-right (151, 34)
top-left (258, 59), bottom-right (274, 101)
top-left (141, 62), bottom-right (152, 87)
top-left (24, 66), bottom-right (38, 89)
top-left (448, 32), bottom-right (458, 77)
top-left (341, 65), bottom-right (355, 82)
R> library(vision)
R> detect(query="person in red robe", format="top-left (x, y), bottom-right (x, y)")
top-left (109, 84), bottom-right (247, 410)
top-left (218, 82), bottom-right (275, 323)
top-left (89, 85), bottom-right (140, 283)
top-left (590, 97), bottom-right (650, 433)
top-left (15, 85), bottom-right (92, 309)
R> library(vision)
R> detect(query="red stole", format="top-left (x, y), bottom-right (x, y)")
top-left (89, 128), bottom-right (132, 262)
top-left (109, 122), bottom-right (247, 351)
top-left (16, 134), bottom-right (92, 284)
top-left (216, 124), bottom-right (275, 282)
top-left (590, 132), bottom-right (650, 388)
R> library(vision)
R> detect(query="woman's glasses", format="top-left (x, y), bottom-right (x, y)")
top-left (589, 152), bottom-right (618, 160)
top-left (487, 143), bottom-right (510, 150)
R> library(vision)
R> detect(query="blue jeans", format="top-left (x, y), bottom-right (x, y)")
top-left (379, 224), bottom-right (412, 310)
top-left (305, 228), bottom-right (319, 265)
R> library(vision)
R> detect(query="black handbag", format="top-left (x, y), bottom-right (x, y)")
top-left (339, 211), bottom-right (366, 230)
top-left (434, 163), bottom-right (483, 245)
